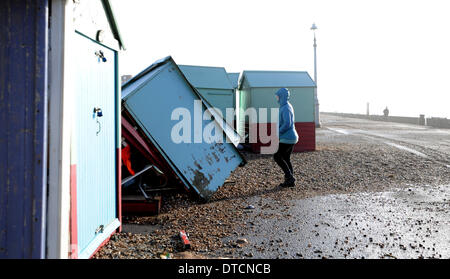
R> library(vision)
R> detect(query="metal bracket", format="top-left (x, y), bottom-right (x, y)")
top-left (95, 225), bottom-right (104, 234)
top-left (122, 165), bottom-right (169, 201)
top-left (95, 50), bottom-right (107, 62)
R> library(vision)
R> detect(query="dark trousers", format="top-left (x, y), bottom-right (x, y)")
top-left (274, 143), bottom-right (295, 179)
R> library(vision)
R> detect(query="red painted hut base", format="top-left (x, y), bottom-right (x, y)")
top-left (122, 196), bottom-right (162, 216)
top-left (247, 122), bottom-right (316, 154)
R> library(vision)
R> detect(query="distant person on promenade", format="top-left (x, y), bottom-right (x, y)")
top-left (274, 88), bottom-right (299, 188)
top-left (383, 107), bottom-right (389, 117)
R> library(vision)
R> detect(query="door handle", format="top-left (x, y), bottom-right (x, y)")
top-left (96, 120), bottom-right (101, 136)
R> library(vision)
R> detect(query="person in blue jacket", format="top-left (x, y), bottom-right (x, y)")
top-left (274, 88), bottom-right (299, 187)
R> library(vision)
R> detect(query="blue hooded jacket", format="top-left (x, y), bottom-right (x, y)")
top-left (275, 88), bottom-right (298, 144)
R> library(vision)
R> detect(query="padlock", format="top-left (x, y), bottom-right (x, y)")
top-left (95, 50), bottom-right (107, 63)
top-left (93, 107), bottom-right (103, 117)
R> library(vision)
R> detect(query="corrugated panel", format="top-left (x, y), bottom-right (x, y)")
top-left (122, 57), bottom-right (246, 200)
top-left (0, 0), bottom-right (48, 259)
top-left (241, 71), bottom-right (316, 88)
top-left (73, 32), bottom-right (117, 258)
top-left (179, 65), bottom-right (234, 90)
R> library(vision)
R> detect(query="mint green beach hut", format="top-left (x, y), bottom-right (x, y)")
top-left (238, 70), bottom-right (317, 152)
top-left (179, 65), bottom-right (235, 126)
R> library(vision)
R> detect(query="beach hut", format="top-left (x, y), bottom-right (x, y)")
top-left (179, 65), bottom-right (235, 126)
top-left (122, 57), bottom-right (246, 201)
top-left (238, 71), bottom-right (316, 153)
top-left (0, 0), bottom-right (124, 259)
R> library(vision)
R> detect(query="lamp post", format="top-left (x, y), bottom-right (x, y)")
top-left (311, 23), bottom-right (321, 128)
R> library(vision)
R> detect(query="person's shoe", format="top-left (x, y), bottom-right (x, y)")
top-left (281, 177), bottom-right (295, 188)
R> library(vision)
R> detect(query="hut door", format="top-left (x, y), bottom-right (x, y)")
top-left (73, 33), bottom-right (117, 258)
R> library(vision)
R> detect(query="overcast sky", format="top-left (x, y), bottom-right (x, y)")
top-left (111, 0), bottom-right (450, 118)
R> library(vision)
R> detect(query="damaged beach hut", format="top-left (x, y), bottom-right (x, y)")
top-left (238, 70), bottom-right (317, 153)
top-left (121, 57), bottom-right (246, 201)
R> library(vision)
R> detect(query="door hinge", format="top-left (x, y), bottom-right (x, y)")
top-left (95, 225), bottom-right (104, 234)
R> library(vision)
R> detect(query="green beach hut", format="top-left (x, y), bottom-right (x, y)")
top-left (179, 65), bottom-right (235, 126)
top-left (238, 70), bottom-right (317, 153)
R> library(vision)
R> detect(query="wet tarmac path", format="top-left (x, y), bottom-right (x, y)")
top-left (216, 114), bottom-right (450, 259)
top-left (223, 184), bottom-right (450, 259)
top-left (322, 114), bottom-right (450, 167)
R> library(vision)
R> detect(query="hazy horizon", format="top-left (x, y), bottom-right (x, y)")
top-left (111, 0), bottom-right (450, 119)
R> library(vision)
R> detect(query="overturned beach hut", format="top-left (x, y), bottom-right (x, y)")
top-left (238, 71), bottom-right (316, 153)
top-left (0, 0), bottom-right (124, 259)
top-left (122, 57), bottom-right (246, 201)
top-left (179, 65), bottom-right (235, 126)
